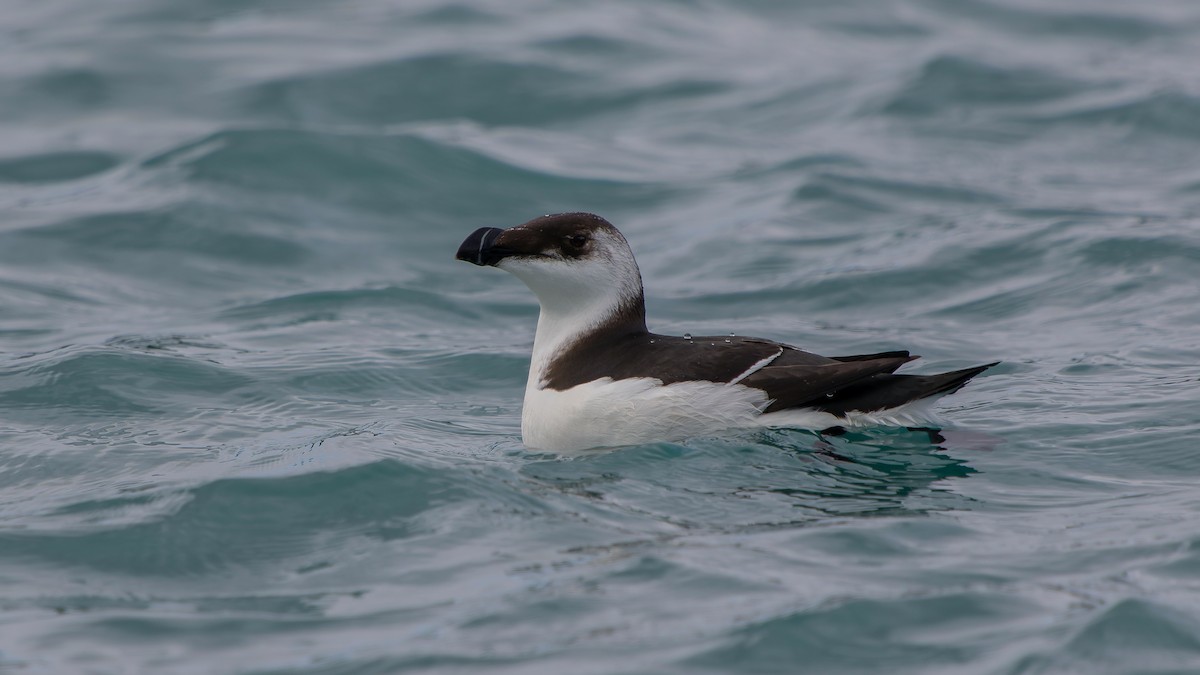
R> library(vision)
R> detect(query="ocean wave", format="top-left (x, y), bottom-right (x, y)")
top-left (145, 127), bottom-right (675, 220)
top-left (0, 460), bottom-right (463, 575)
top-left (687, 592), bottom-right (1037, 673)
top-left (0, 344), bottom-right (248, 417)
top-left (921, 0), bottom-right (1183, 42)
top-left (14, 207), bottom-right (310, 265)
top-left (881, 55), bottom-right (1098, 118)
top-left (0, 151), bottom-right (120, 184)
top-left (236, 53), bottom-right (727, 128)
top-left (1012, 91), bottom-right (1200, 140)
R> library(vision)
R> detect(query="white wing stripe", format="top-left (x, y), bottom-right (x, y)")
top-left (727, 348), bottom-right (783, 385)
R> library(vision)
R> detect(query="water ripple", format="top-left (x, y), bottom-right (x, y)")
top-left (4, 0), bottom-right (1200, 672)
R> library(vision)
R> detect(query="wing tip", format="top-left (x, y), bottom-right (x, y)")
top-left (831, 350), bottom-right (918, 363)
top-left (929, 361), bottom-right (1000, 396)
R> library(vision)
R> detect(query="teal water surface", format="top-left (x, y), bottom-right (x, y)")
top-left (3, 1), bottom-right (1200, 673)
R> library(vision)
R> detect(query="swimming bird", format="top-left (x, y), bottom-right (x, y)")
top-left (456, 213), bottom-right (996, 451)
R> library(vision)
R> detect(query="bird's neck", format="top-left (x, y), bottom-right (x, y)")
top-left (528, 291), bottom-right (647, 390)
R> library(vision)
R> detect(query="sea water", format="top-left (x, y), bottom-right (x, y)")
top-left (2, 1), bottom-right (1200, 672)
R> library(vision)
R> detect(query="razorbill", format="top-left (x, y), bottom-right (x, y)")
top-left (456, 212), bottom-right (997, 451)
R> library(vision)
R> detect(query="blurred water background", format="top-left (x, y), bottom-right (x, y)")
top-left (3, 0), bottom-right (1200, 672)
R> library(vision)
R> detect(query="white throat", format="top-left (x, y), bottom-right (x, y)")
top-left (528, 298), bottom-right (617, 387)
top-left (498, 251), bottom-right (643, 391)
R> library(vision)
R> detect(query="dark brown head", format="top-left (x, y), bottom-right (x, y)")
top-left (456, 213), bottom-right (624, 265)
top-left (456, 212), bottom-right (646, 326)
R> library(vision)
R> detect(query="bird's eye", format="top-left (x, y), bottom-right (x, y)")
top-left (566, 234), bottom-right (588, 248)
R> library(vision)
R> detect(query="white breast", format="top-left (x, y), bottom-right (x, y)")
top-left (519, 377), bottom-right (945, 452)
top-left (522, 377), bottom-right (774, 452)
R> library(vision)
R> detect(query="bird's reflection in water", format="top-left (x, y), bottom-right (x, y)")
top-left (519, 426), bottom-right (1002, 525)
top-left (743, 426), bottom-right (1001, 517)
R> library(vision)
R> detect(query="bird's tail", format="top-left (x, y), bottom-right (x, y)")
top-left (816, 361), bottom-right (999, 416)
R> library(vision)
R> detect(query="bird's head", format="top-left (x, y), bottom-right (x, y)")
top-left (456, 213), bottom-right (645, 323)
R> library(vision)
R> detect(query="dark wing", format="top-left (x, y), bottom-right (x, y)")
top-left (829, 350), bottom-right (914, 363)
top-left (742, 354), bottom-right (916, 413)
top-left (542, 333), bottom-right (792, 390)
top-left (814, 362), bottom-right (999, 415)
top-left (541, 328), bottom-right (997, 415)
